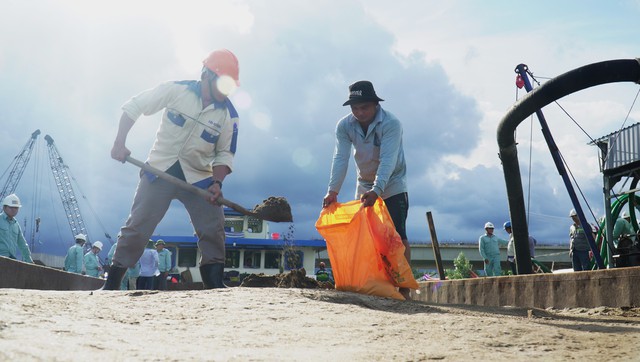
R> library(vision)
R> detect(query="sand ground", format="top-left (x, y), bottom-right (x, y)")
top-left (1, 287), bottom-right (639, 361)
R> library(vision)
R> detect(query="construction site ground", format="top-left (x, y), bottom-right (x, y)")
top-left (1, 287), bottom-right (639, 361)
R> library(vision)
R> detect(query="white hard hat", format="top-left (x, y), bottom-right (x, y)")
top-left (92, 241), bottom-right (103, 250)
top-left (622, 211), bottom-right (630, 219)
top-left (484, 222), bottom-right (495, 229)
top-left (569, 209), bottom-right (577, 217)
top-left (74, 234), bottom-right (87, 242)
top-left (2, 194), bottom-right (22, 208)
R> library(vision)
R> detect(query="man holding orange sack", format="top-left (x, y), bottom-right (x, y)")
top-left (322, 80), bottom-right (412, 300)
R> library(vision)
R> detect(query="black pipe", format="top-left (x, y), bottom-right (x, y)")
top-left (516, 63), bottom-right (605, 271)
top-left (497, 59), bottom-right (640, 274)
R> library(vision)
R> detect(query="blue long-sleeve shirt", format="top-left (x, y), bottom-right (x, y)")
top-left (612, 218), bottom-right (634, 240)
top-left (0, 212), bottom-right (33, 263)
top-left (84, 251), bottom-right (101, 277)
top-left (479, 234), bottom-right (508, 260)
top-left (64, 244), bottom-right (85, 274)
top-left (157, 248), bottom-right (172, 272)
top-left (328, 106), bottom-right (407, 199)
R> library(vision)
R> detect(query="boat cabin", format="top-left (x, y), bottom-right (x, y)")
top-left (152, 208), bottom-right (326, 285)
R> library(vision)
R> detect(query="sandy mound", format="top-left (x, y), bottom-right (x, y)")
top-left (0, 287), bottom-right (639, 361)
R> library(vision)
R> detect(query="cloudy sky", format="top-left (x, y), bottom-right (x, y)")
top-left (2, 0), bottom-right (640, 257)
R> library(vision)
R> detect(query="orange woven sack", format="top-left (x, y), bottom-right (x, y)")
top-left (315, 198), bottom-right (418, 300)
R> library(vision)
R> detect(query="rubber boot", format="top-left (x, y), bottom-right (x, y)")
top-left (102, 266), bottom-right (128, 290)
top-left (200, 263), bottom-right (226, 289)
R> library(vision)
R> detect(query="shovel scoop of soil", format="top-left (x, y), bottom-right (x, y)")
top-left (252, 196), bottom-right (293, 222)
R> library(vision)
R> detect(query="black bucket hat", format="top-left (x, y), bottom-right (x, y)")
top-left (342, 80), bottom-right (384, 106)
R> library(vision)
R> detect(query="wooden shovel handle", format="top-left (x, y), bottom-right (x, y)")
top-left (124, 156), bottom-right (258, 218)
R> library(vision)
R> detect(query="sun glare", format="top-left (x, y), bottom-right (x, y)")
top-left (216, 76), bottom-right (238, 96)
top-left (292, 148), bottom-right (313, 170)
top-left (251, 112), bottom-right (272, 131)
top-left (230, 90), bottom-right (252, 110)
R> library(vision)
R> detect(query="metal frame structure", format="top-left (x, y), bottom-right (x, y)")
top-left (0, 129), bottom-right (41, 200)
top-left (43, 134), bottom-right (90, 243)
top-left (592, 123), bottom-right (640, 265)
top-left (497, 59), bottom-right (640, 274)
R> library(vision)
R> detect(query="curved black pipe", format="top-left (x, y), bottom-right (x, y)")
top-left (497, 59), bottom-right (640, 274)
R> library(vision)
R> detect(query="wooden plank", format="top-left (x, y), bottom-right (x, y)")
top-left (426, 211), bottom-right (446, 280)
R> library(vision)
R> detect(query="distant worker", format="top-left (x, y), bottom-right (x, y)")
top-left (137, 240), bottom-right (159, 290)
top-left (154, 239), bottom-right (172, 291)
top-left (104, 49), bottom-right (241, 291)
top-left (568, 209), bottom-right (591, 271)
top-left (84, 241), bottom-right (104, 277)
top-left (529, 234), bottom-right (537, 259)
top-left (503, 221), bottom-right (537, 274)
top-left (503, 221), bottom-right (517, 274)
top-left (315, 261), bottom-right (330, 282)
top-left (64, 234), bottom-right (87, 274)
top-left (106, 232), bottom-right (122, 266)
top-left (478, 222), bottom-right (508, 277)
top-left (0, 194), bottom-right (33, 263)
top-left (322, 80), bottom-right (412, 300)
top-left (126, 260), bottom-right (141, 291)
top-left (106, 243), bottom-right (116, 267)
top-left (612, 211), bottom-right (635, 249)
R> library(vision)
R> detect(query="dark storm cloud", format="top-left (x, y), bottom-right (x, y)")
top-left (215, 2), bottom-right (484, 242)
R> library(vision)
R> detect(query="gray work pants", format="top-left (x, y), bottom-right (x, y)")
top-left (112, 174), bottom-right (225, 268)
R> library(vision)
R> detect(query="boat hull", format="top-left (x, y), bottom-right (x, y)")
top-left (1, 256), bottom-right (104, 291)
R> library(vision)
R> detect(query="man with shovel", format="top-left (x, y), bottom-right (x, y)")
top-left (322, 80), bottom-right (412, 300)
top-left (103, 49), bottom-right (241, 290)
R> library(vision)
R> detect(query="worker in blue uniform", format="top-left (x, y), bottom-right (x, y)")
top-left (478, 222), bottom-right (508, 276)
top-left (84, 241), bottom-right (104, 277)
top-left (64, 234), bottom-right (87, 274)
top-left (0, 194), bottom-right (33, 263)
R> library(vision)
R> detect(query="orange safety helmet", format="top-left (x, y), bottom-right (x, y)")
top-left (202, 49), bottom-right (240, 86)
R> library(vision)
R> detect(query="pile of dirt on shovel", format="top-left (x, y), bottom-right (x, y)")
top-left (253, 196), bottom-right (293, 222)
top-left (240, 268), bottom-right (334, 289)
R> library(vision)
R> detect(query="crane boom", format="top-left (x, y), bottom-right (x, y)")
top-left (44, 134), bottom-right (90, 242)
top-left (0, 129), bottom-right (41, 200)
